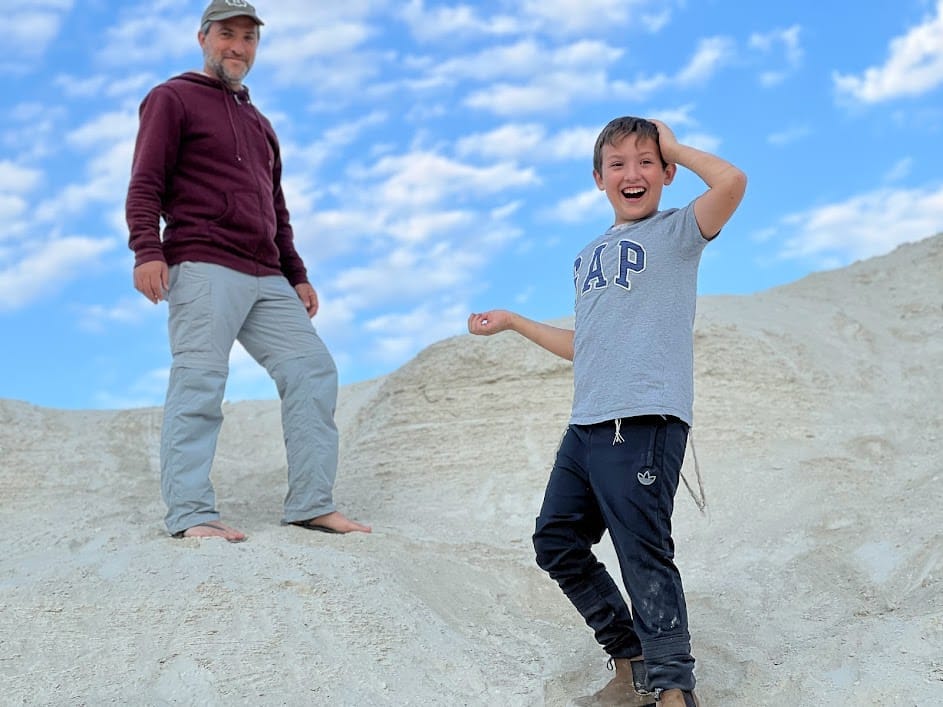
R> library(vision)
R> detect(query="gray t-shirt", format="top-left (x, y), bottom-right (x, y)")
top-left (570, 202), bottom-right (706, 426)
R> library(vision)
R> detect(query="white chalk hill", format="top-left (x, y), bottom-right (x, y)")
top-left (1, 234), bottom-right (940, 705)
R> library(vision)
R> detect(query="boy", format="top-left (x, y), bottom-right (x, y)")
top-left (467, 117), bottom-right (746, 706)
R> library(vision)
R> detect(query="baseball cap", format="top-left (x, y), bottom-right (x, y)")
top-left (200, 0), bottom-right (264, 26)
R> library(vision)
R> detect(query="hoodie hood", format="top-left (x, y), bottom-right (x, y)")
top-left (176, 70), bottom-right (252, 101)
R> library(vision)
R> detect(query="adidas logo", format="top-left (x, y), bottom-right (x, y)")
top-left (637, 470), bottom-right (656, 486)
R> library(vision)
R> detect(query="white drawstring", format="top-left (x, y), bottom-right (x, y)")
top-left (680, 428), bottom-right (707, 514)
top-left (612, 418), bottom-right (624, 445)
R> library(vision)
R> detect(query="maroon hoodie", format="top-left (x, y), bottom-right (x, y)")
top-left (126, 72), bottom-right (308, 286)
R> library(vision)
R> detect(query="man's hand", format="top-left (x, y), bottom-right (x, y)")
top-left (133, 261), bottom-right (169, 303)
top-left (295, 282), bottom-right (319, 318)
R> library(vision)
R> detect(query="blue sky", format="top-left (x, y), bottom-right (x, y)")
top-left (4, 0), bottom-right (942, 410)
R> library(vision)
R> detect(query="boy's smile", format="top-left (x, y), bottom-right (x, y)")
top-left (594, 135), bottom-right (676, 225)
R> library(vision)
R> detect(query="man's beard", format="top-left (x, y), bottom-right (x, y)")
top-left (205, 54), bottom-right (250, 88)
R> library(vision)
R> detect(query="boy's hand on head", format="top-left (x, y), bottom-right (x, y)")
top-left (467, 310), bottom-right (513, 336)
top-left (649, 118), bottom-right (680, 164)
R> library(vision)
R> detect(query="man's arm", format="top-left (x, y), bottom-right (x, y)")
top-left (468, 310), bottom-right (574, 361)
top-left (651, 119), bottom-right (747, 240)
top-left (127, 86), bottom-right (181, 302)
top-left (267, 131), bottom-right (309, 288)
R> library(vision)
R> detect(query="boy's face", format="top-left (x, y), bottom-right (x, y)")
top-left (593, 134), bottom-right (675, 225)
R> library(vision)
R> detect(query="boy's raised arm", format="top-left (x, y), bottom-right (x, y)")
top-left (468, 310), bottom-right (574, 361)
top-left (650, 119), bottom-right (747, 240)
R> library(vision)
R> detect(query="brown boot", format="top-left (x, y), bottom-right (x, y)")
top-left (573, 657), bottom-right (656, 707)
top-left (656, 688), bottom-right (701, 706)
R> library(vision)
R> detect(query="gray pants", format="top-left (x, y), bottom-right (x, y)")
top-left (161, 262), bottom-right (338, 535)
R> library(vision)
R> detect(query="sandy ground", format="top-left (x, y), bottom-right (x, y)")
top-left (1, 234), bottom-right (941, 706)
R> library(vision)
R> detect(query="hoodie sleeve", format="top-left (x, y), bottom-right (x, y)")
top-left (269, 135), bottom-right (309, 287)
top-left (126, 84), bottom-right (185, 267)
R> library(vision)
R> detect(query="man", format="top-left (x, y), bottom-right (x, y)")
top-left (126, 0), bottom-right (370, 541)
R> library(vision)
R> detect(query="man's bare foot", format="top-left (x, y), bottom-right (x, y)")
top-left (290, 510), bottom-right (372, 534)
top-left (178, 520), bottom-right (247, 543)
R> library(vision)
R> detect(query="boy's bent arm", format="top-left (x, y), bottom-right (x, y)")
top-left (468, 310), bottom-right (574, 361)
top-left (652, 119), bottom-right (747, 240)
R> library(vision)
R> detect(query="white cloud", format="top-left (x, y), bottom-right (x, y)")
top-left (456, 122), bottom-right (595, 163)
top-left (609, 74), bottom-right (671, 103)
top-left (466, 70), bottom-right (610, 115)
top-left (386, 210), bottom-right (476, 245)
top-left (767, 125), bottom-right (811, 146)
top-left (51, 71), bottom-right (153, 104)
top-left (425, 39), bottom-right (623, 114)
top-left (10, 1), bottom-right (74, 63)
top-left (676, 36), bottom-right (737, 86)
top-left (35, 140), bottom-right (136, 221)
top-left (0, 195), bottom-right (28, 235)
top-left (94, 365), bottom-right (169, 410)
top-left (883, 157), bottom-right (913, 183)
top-left (833, 1), bottom-right (943, 102)
top-left (430, 39), bottom-right (622, 84)
top-left (397, 0), bottom-right (665, 41)
top-left (329, 241), bottom-right (485, 308)
top-left (456, 123), bottom-right (547, 160)
top-left (749, 25), bottom-right (803, 87)
top-left (287, 111), bottom-right (388, 171)
top-left (362, 300), bottom-right (469, 365)
top-left (648, 105), bottom-right (699, 128)
top-left (66, 109), bottom-right (138, 150)
top-left (0, 162), bottom-right (43, 243)
top-left (76, 296), bottom-right (160, 333)
top-left (361, 151), bottom-right (539, 208)
top-left (550, 188), bottom-right (609, 223)
top-left (0, 161), bottom-right (42, 194)
top-left (99, 13), bottom-right (197, 66)
top-left (264, 22), bottom-right (373, 61)
top-left (514, 284), bottom-right (536, 305)
top-left (96, 341), bottom-right (283, 407)
top-left (679, 132), bottom-right (721, 154)
top-left (2, 103), bottom-right (67, 161)
top-left (225, 343), bottom-right (278, 399)
top-left (519, 0), bottom-right (665, 35)
top-left (778, 184), bottom-right (943, 262)
top-left (253, 4), bottom-right (379, 90)
top-left (0, 236), bottom-right (116, 311)
top-left (551, 126), bottom-right (599, 162)
top-left (399, 0), bottom-right (517, 41)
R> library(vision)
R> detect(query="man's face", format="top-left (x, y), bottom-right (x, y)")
top-left (199, 16), bottom-right (259, 89)
top-left (593, 134), bottom-right (675, 225)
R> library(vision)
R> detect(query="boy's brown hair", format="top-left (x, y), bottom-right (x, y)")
top-left (592, 116), bottom-right (666, 174)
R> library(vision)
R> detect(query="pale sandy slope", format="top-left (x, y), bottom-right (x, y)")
top-left (1, 234), bottom-right (940, 706)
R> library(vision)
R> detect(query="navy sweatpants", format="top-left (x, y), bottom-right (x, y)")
top-left (533, 415), bottom-right (695, 693)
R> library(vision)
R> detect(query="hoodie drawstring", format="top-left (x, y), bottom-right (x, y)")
top-left (222, 89), bottom-right (242, 163)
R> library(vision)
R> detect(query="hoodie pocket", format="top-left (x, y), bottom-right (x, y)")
top-left (212, 190), bottom-right (274, 248)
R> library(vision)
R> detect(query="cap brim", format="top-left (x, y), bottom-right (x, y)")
top-left (204, 11), bottom-right (264, 25)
